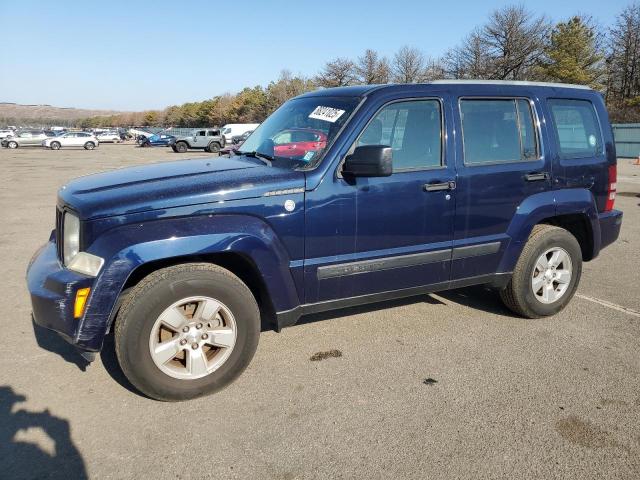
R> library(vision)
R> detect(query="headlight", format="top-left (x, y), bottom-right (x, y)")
top-left (63, 212), bottom-right (80, 265)
top-left (61, 212), bottom-right (104, 276)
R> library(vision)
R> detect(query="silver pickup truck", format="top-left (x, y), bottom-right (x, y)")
top-left (170, 128), bottom-right (225, 153)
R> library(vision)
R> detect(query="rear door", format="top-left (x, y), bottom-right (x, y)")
top-left (452, 95), bottom-right (551, 280)
top-left (74, 133), bottom-right (88, 146)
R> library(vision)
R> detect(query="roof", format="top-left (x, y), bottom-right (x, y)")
top-left (300, 80), bottom-right (592, 99)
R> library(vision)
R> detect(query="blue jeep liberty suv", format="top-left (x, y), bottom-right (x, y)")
top-left (27, 81), bottom-right (623, 401)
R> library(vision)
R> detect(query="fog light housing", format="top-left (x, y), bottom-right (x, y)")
top-left (74, 288), bottom-right (91, 319)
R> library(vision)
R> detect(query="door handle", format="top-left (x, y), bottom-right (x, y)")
top-left (525, 172), bottom-right (549, 182)
top-left (424, 181), bottom-right (456, 192)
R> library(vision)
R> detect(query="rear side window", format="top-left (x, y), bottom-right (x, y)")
top-left (460, 99), bottom-right (539, 164)
top-left (358, 99), bottom-right (442, 170)
top-left (548, 99), bottom-right (602, 159)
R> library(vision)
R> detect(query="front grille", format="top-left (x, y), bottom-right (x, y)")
top-left (55, 207), bottom-right (63, 262)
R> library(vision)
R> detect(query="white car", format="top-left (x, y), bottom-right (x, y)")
top-left (96, 131), bottom-right (121, 143)
top-left (0, 129), bottom-right (15, 139)
top-left (43, 132), bottom-right (99, 150)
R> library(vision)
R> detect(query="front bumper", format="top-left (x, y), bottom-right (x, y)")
top-left (598, 209), bottom-right (623, 251)
top-left (27, 240), bottom-right (96, 351)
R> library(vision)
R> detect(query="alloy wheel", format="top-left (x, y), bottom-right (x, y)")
top-left (148, 296), bottom-right (237, 380)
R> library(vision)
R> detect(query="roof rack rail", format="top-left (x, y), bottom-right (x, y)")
top-left (429, 80), bottom-right (592, 90)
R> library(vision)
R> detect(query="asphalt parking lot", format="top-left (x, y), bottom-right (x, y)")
top-left (1, 143), bottom-right (639, 479)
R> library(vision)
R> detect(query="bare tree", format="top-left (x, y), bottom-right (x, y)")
top-left (355, 49), bottom-right (391, 84)
top-left (315, 57), bottom-right (357, 87)
top-left (444, 29), bottom-right (493, 79)
top-left (423, 58), bottom-right (446, 81)
top-left (482, 5), bottom-right (550, 80)
top-left (391, 46), bottom-right (426, 83)
top-left (607, 4), bottom-right (640, 102)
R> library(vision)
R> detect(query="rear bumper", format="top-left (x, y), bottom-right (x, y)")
top-left (598, 209), bottom-right (623, 251)
top-left (27, 240), bottom-right (97, 351)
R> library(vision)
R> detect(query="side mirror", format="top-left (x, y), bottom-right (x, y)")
top-left (343, 145), bottom-right (393, 177)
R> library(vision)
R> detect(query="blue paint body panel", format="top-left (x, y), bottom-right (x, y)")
top-left (27, 83), bottom-right (623, 354)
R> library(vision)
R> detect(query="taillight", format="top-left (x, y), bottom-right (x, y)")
top-left (605, 164), bottom-right (617, 211)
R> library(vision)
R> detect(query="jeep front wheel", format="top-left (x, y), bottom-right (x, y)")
top-left (114, 263), bottom-right (260, 401)
top-left (175, 142), bottom-right (188, 153)
top-left (499, 224), bottom-right (582, 318)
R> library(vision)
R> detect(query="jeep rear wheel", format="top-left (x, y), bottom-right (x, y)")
top-left (206, 141), bottom-right (221, 153)
top-left (114, 263), bottom-right (260, 401)
top-left (499, 224), bottom-right (582, 318)
top-left (175, 141), bottom-right (188, 153)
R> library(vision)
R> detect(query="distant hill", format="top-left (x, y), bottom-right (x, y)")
top-left (0, 102), bottom-right (125, 125)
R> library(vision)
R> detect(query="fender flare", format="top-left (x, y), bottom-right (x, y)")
top-left (497, 188), bottom-right (600, 274)
top-left (76, 214), bottom-right (301, 349)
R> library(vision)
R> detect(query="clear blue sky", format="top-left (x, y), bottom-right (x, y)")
top-left (0, 0), bottom-right (630, 110)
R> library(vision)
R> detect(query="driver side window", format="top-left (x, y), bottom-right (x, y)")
top-left (358, 100), bottom-right (442, 170)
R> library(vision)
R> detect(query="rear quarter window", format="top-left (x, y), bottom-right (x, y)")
top-left (547, 99), bottom-right (603, 159)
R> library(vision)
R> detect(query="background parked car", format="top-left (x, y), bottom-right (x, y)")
top-left (0, 129), bottom-right (15, 139)
top-left (96, 131), bottom-right (122, 143)
top-left (140, 133), bottom-right (176, 147)
top-left (221, 130), bottom-right (254, 155)
top-left (170, 128), bottom-right (224, 153)
top-left (231, 130), bottom-right (254, 144)
top-left (43, 132), bottom-right (99, 150)
top-left (220, 123), bottom-right (259, 145)
top-left (1, 130), bottom-right (47, 148)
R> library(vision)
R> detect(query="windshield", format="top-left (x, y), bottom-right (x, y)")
top-left (238, 96), bottom-right (360, 169)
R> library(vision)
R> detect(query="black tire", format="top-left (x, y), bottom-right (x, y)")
top-left (84, 141), bottom-right (95, 150)
top-left (7, 141), bottom-right (18, 149)
top-left (499, 224), bottom-right (582, 318)
top-left (50, 141), bottom-right (61, 150)
top-left (175, 142), bottom-right (188, 153)
top-left (114, 263), bottom-right (260, 401)
top-left (206, 142), bottom-right (221, 153)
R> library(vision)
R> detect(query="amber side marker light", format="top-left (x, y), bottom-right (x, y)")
top-left (74, 287), bottom-right (91, 319)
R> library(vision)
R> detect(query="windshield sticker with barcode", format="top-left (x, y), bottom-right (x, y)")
top-left (308, 106), bottom-right (345, 123)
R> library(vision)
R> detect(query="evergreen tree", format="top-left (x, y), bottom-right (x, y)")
top-left (538, 16), bottom-right (604, 87)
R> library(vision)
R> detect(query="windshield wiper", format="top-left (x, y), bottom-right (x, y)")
top-left (237, 150), bottom-right (273, 166)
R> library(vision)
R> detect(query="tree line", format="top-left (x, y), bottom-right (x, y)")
top-left (80, 3), bottom-right (640, 128)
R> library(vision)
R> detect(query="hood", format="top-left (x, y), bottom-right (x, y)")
top-left (58, 155), bottom-right (305, 220)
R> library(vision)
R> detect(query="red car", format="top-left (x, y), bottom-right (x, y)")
top-left (272, 128), bottom-right (327, 159)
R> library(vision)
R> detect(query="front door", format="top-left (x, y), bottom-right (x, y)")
top-left (193, 130), bottom-right (206, 146)
top-left (304, 97), bottom-right (456, 303)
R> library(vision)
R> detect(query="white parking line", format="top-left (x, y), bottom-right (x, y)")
top-left (576, 293), bottom-right (640, 318)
